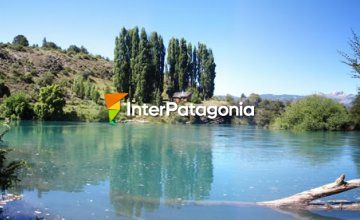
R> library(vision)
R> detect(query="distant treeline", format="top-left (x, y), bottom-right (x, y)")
top-left (113, 27), bottom-right (216, 104)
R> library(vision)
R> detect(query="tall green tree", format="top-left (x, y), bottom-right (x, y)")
top-left (186, 43), bottom-right (194, 87)
top-left (149, 32), bottom-right (165, 103)
top-left (12, 35), bottom-right (29, 47)
top-left (166, 38), bottom-right (180, 97)
top-left (114, 28), bottom-right (131, 95)
top-left (197, 43), bottom-right (216, 100)
top-left (178, 38), bottom-right (188, 91)
top-left (134, 28), bottom-right (152, 103)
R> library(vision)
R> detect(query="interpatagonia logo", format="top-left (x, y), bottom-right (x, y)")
top-left (104, 93), bottom-right (128, 124)
top-left (104, 92), bottom-right (255, 123)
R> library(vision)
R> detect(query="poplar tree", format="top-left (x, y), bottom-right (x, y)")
top-left (113, 28), bottom-right (131, 95)
top-left (113, 27), bottom-right (216, 103)
top-left (197, 43), bottom-right (216, 99)
top-left (129, 27), bottom-right (140, 103)
top-left (166, 38), bottom-right (179, 96)
top-left (150, 32), bottom-right (165, 103)
top-left (191, 46), bottom-right (198, 88)
top-left (178, 38), bottom-right (188, 91)
top-left (134, 28), bottom-right (152, 103)
top-left (186, 43), bottom-right (193, 88)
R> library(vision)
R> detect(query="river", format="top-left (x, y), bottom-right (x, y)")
top-left (2, 122), bottom-right (360, 219)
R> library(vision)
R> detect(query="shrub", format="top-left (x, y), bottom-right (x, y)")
top-left (12, 35), bottom-right (29, 47)
top-left (20, 72), bottom-right (33, 83)
top-left (42, 38), bottom-right (61, 50)
top-left (273, 95), bottom-right (351, 131)
top-left (0, 93), bottom-right (33, 119)
top-left (0, 80), bottom-right (10, 98)
top-left (0, 149), bottom-right (26, 195)
top-left (41, 55), bottom-right (63, 72)
top-left (34, 85), bottom-right (65, 120)
top-left (350, 95), bottom-right (360, 129)
top-left (187, 87), bottom-right (201, 104)
top-left (225, 94), bottom-right (235, 104)
top-left (255, 100), bottom-right (286, 128)
top-left (37, 72), bottom-right (55, 87)
top-left (67, 45), bottom-right (89, 55)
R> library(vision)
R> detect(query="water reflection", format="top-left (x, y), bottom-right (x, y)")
top-left (2, 122), bottom-right (360, 220)
top-left (109, 124), bottom-right (213, 217)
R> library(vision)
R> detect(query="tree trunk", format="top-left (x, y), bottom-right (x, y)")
top-left (257, 174), bottom-right (360, 209)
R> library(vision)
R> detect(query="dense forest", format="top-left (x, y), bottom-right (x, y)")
top-left (113, 27), bottom-right (216, 104)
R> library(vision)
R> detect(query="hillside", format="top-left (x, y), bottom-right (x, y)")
top-left (0, 43), bottom-right (114, 121)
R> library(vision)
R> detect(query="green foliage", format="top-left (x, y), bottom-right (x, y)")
top-left (350, 94), bottom-right (360, 129)
top-left (12, 35), bottom-right (29, 47)
top-left (34, 85), bottom-right (65, 120)
top-left (149, 32), bottom-right (165, 103)
top-left (273, 96), bottom-right (351, 131)
top-left (154, 88), bottom-right (162, 106)
top-left (113, 26), bottom-right (216, 104)
top-left (114, 28), bottom-right (131, 94)
top-left (37, 71), bottom-right (55, 87)
top-left (0, 149), bottom-right (26, 194)
top-left (91, 85), bottom-right (100, 103)
top-left (244, 93), bottom-right (262, 107)
top-left (187, 87), bottom-right (202, 104)
top-left (72, 76), bottom-right (100, 103)
top-left (20, 72), bottom-right (33, 83)
top-left (134, 28), bottom-right (152, 103)
top-left (67, 45), bottom-right (89, 54)
top-left (42, 37), bottom-right (61, 50)
top-left (225, 94), bottom-right (235, 104)
top-left (197, 43), bottom-right (216, 100)
top-left (255, 100), bottom-right (286, 128)
top-left (341, 31), bottom-right (360, 79)
top-left (0, 80), bottom-right (10, 98)
top-left (0, 93), bottom-right (33, 119)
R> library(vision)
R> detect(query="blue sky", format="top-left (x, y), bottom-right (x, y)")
top-left (1, 0), bottom-right (359, 95)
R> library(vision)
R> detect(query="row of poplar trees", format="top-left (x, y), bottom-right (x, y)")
top-left (113, 27), bottom-right (216, 104)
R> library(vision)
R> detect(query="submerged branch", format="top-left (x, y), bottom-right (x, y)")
top-left (257, 174), bottom-right (360, 210)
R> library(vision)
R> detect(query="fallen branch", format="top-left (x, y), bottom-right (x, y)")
top-left (257, 174), bottom-right (360, 209)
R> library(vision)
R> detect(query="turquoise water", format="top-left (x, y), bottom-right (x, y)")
top-left (2, 122), bottom-right (360, 219)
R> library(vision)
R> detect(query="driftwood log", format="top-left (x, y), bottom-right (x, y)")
top-left (257, 174), bottom-right (360, 210)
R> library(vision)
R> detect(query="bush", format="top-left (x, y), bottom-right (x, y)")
top-left (0, 80), bottom-right (10, 98)
top-left (67, 45), bottom-right (89, 55)
top-left (20, 72), bottom-right (33, 83)
top-left (41, 55), bottom-right (63, 72)
top-left (225, 94), bottom-right (235, 104)
top-left (42, 38), bottom-right (61, 50)
top-left (37, 72), bottom-right (55, 87)
top-left (12, 35), bottom-right (29, 47)
top-left (273, 95), bottom-right (351, 131)
top-left (0, 149), bottom-right (26, 194)
top-left (255, 100), bottom-right (286, 128)
top-left (34, 85), bottom-right (65, 120)
top-left (350, 95), bottom-right (360, 129)
top-left (187, 87), bottom-right (201, 104)
top-left (0, 93), bottom-right (33, 119)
